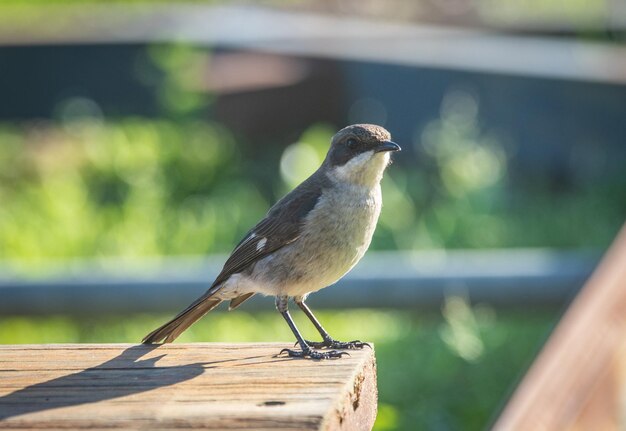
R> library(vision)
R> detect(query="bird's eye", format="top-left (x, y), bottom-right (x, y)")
top-left (346, 138), bottom-right (358, 149)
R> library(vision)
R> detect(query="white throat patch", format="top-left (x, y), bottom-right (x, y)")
top-left (329, 151), bottom-right (389, 187)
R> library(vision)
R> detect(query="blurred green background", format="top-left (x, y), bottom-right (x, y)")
top-left (1, 1), bottom-right (625, 430)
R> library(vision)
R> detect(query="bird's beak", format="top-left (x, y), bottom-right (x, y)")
top-left (375, 140), bottom-right (401, 153)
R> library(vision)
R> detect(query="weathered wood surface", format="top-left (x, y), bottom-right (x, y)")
top-left (0, 343), bottom-right (377, 430)
top-left (494, 224), bottom-right (626, 431)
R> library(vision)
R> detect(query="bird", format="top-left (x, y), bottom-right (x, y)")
top-left (143, 124), bottom-right (401, 359)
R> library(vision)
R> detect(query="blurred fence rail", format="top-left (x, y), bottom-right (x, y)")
top-left (0, 4), bottom-right (625, 84)
top-left (0, 249), bottom-right (599, 316)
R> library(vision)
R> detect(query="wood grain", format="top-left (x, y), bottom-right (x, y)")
top-left (494, 224), bottom-right (626, 430)
top-left (0, 343), bottom-right (377, 430)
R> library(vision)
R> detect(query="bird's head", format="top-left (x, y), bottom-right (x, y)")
top-left (324, 124), bottom-right (400, 187)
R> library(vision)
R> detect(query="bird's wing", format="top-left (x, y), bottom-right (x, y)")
top-left (208, 180), bottom-right (324, 291)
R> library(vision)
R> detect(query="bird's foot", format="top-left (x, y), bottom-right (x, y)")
top-left (301, 338), bottom-right (371, 350)
top-left (279, 346), bottom-right (349, 360)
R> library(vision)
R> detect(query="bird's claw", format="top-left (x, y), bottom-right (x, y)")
top-left (279, 347), bottom-right (349, 360)
top-left (301, 339), bottom-right (371, 350)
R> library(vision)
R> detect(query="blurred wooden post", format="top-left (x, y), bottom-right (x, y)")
top-left (0, 343), bottom-right (377, 430)
top-left (494, 224), bottom-right (626, 430)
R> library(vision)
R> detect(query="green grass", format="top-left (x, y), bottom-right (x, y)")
top-left (0, 303), bottom-right (558, 430)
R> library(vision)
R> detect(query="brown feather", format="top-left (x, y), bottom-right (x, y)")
top-left (142, 296), bottom-right (222, 344)
top-left (228, 293), bottom-right (255, 311)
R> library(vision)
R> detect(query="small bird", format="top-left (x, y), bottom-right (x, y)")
top-left (143, 124), bottom-right (400, 359)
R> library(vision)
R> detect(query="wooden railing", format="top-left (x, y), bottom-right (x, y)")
top-left (495, 224), bottom-right (626, 430)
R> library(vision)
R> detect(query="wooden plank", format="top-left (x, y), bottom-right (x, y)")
top-left (494, 224), bottom-right (626, 430)
top-left (0, 343), bottom-right (377, 430)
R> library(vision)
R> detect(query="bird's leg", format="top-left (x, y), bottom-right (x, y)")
top-left (295, 299), bottom-right (370, 350)
top-left (276, 296), bottom-right (348, 360)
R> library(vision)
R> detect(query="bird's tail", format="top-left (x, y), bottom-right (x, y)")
top-left (142, 294), bottom-right (222, 344)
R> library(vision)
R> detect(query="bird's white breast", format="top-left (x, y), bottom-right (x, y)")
top-left (276, 180), bottom-right (382, 296)
top-left (218, 151), bottom-right (389, 299)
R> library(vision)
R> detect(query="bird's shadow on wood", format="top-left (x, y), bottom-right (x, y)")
top-left (0, 345), bottom-right (214, 421)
